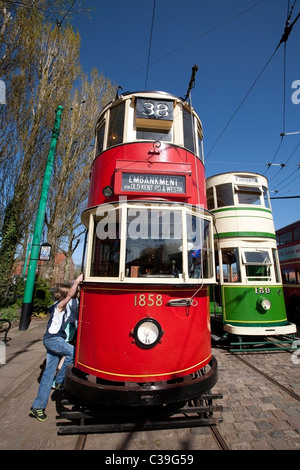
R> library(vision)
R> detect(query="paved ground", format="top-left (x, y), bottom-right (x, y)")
top-left (0, 318), bottom-right (299, 451)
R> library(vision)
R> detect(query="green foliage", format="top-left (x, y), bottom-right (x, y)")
top-left (4, 276), bottom-right (52, 319)
top-left (0, 199), bottom-right (22, 305)
top-left (0, 3), bottom-right (116, 300)
top-left (32, 278), bottom-right (52, 316)
top-left (0, 306), bottom-right (21, 324)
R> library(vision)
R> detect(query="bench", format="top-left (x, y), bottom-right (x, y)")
top-left (0, 318), bottom-right (12, 343)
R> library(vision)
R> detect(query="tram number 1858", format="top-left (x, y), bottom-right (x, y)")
top-left (134, 294), bottom-right (163, 307)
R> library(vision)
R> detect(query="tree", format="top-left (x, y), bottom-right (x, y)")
top-left (0, 2), bottom-right (115, 301)
top-left (42, 69), bottom-right (116, 283)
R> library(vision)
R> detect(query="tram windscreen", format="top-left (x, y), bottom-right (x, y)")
top-left (125, 208), bottom-right (212, 279)
top-left (89, 204), bottom-right (214, 281)
top-left (125, 208), bottom-right (182, 277)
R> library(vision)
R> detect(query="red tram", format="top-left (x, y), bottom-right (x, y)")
top-left (276, 220), bottom-right (300, 323)
top-left (65, 88), bottom-right (218, 409)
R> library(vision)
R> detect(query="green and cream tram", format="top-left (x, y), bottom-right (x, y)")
top-left (207, 172), bottom-right (296, 350)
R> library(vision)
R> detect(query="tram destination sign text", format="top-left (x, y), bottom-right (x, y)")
top-left (122, 173), bottom-right (186, 194)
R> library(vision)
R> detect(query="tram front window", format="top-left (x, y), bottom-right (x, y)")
top-left (125, 208), bottom-right (182, 277)
top-left (242, 250), bottom-right (271, 281)
top-left (91, 222), bottom-right (120, 277)
top-left (220, 248), bottom-right (241, 283)
top-left (187, 215), bottom-right (212, 279)
top-left (88, 203), bottom-right (214, 282)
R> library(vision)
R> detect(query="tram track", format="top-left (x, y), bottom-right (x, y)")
top-left (231, 352), bottom-right (300, 402)
top-left (75, 433), bottom-right (87, 450)
top-left (209, 425), bottom-right (230, 450)
top-left (72, 422), bottom-right (229, 451)
top-left (74, 426), bottom-right (229, 451)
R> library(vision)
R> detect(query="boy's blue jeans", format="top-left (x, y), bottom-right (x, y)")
top-left (31, 336), bottom-right (74, 410)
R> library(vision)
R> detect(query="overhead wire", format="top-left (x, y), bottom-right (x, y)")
top-left (266, 1), bottom-right (300, 197)
top-left (206, 0), bottom-right (299, 161)
top-left (117, 0), bottom-right (268, 85)
top-left (265, 0), bottom-right (299, 174)
top-left (205, 47), bottom-right (278, 160)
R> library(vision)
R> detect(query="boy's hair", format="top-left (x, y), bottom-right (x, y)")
top-left (54, 284), bottom-right (70, 301)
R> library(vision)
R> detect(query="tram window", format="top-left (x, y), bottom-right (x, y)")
top-left (282, 269), bottom-right (296, 283)
top-left (272, 248), bottom-right (281, 283)
top-left (187, 215), bottom-right (213, 279)
top-left (136, 128), bottom-right (171, 142)
top-left (294, 227), bottom-right (300, 241)
top-left (221, 248), bottom-right (240, 283)
top-left (242, 250), bottom-right (271, 264)
top-left (96, 122), bottom-right (105, 155)
top-left (207, 187), bottom-right (214, 210)
top-left (216, 183), bottom-right (234, 207)
top-left (236, 186), bottom-right (261, 205)
top-left (183, 108), bottom-right (195, 153)
top-left (125, 208), bottom-right (183, 278)
top-left (278, 231), bottom-right (292, 245)
top-left (90, 216), bottom-right (120, 277)
top-left (263, 186), bottom-right (270, 208)
top-left (197, 124), bottom-right (204, 162)
top-left (242, 250), bottom-right (271, 281)
top-left (107, 102), bottom-right (125, 148)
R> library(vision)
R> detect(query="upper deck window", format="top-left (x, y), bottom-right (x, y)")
top-left (235, 185), bottom-right (261, 205)
top-left (96, 121), bottom-right (105, 155)
top-left (207, 187), bottom-right (214, 210)
top-left (107, 102), bottom-right (125, 148)
top-left (216, 183), bottom-right (234, 207)
top-left (278, 231), bottom-right (293, 245)
top-left (263, 186), bottom-right (270, 208)
top-left (183, 108), bottom-right (196, 154)
top-left (136, 128), bottom-right (171, 141)
top-left (294, 226), bottom-right (300, 241)
top-left (135, 97), bottom-right (173, 142)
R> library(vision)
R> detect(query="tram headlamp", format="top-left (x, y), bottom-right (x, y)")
top-left (102, 185), bottom-right (113, 197)
top-left (134, 318), bottom-right (163, 349)
top-left (257, 298), bottom-right (271, 313)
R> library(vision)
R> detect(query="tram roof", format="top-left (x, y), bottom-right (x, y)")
top-left (99, 89), bottom-right (193, 114)
top-left (206, 171), bottom-right (268, 182)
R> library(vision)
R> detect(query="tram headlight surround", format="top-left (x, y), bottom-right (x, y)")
top-left (257, 297), bottom-right (271, 313)
top-left (133, 318), bottom-right (163, 349)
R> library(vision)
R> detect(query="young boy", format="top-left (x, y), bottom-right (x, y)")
top-left (29, 273), bottom-right (83, 421)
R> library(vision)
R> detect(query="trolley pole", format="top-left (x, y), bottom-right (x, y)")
top-left (19, 105), bottom-right (63, 331)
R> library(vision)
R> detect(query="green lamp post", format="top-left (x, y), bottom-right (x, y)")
top-left (19, 105), bottom-right (63, 331)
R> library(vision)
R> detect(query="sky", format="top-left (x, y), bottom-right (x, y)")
top-left (70, 0), bottom-right (300, 263)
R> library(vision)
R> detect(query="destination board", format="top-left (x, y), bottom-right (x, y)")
top-left (121, 173), bottom-right (186, 193)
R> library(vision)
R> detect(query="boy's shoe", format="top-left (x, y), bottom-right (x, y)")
top-left (29, 407), bottom-right (47, 421)
top-left (54, 382), bottom-right (65, 391)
